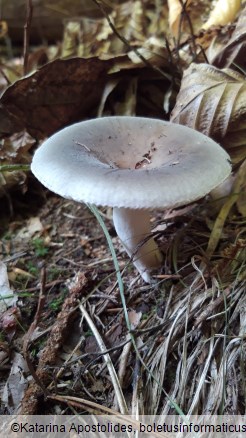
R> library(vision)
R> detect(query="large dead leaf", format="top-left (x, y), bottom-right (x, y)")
top-left (0, 131), bottom-right (35, 162)
top-left (0, 57), bottom-right (113, 139)
top-left (0, 46), bottom-right (175, 140)
top-left (171, 63), bottom-right (246, 164)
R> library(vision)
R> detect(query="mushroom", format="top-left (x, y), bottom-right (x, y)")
top-left (31, 117), bottom-right (231, 282)
top-left (209, 173), bottom-right (235, 211)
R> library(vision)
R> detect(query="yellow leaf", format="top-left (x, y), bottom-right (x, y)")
top-left (203, 0), bottom-right (241, 29)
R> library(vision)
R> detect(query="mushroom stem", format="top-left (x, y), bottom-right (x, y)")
top-left (210, 174), bottom-right (235, 200)
top-left (209, 174), bottom-right (235, 212)
top-left (112, 207), bottom-right (163, 283)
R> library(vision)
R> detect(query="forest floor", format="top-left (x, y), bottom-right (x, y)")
top-left (1, 178), bottom-right (245, 416)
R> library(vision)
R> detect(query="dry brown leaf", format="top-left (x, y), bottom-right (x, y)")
top-left (0, 131), bottom-right (34, 194)
top-left (2, 352), bottom-right (28, 413)
top-left (196, 26), bottom-right (230, 55)
top-left (119, 0), bottom-right (145, 42)
top-left (60, 1), bottom-right (147, 59)
top-left (15, 217), bottom-right (44, 241)
top-left (171, 63), bottom-right (246, 164)
top-left (0, 52), bottom-right (172, 141)
top-left (202, 0), bottom-right (241, 30)
top-left (167, 0), bottom-right (216, 42)
top-left (128, 310), bottom-right (142, 329)
top-left (100, 0), bottom-right (146, 54)
top-left (211, 6), bottom-right (246, 70)
top-left (61, 20), bottom-right (82, 58)
top-left (147, 1), bottom-right (169, 37)
top-left (0, 131), bottom-right (35, 163)
top-left (0, 170), bottom-right (27, 196)
top-left (167, 0), bottom-right (192, 38)
top-left (0, 307), bottom-right (21, 341)
top-left (0, 57), bottom-right (114, 139)
top-left (127, 36), bottom-right (170, 67)
top-left (61, 16), bottom-right (110, 58)
top-left (0, 262), bottom-right (17, 313)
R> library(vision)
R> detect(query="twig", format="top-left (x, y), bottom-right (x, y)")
top-left (79, 302), bottom-right (128, 414)
top-left (194, 287), bottom-right (231, 329)
top-left (23, 0), bottom-right (33, 75)
top-left (176, 1), bottom-right (208, 64)
top-left (22, 267), bottom-right (48, 395)
top-left (46, 337), bottom-right (132, 386)
top-left (177, 0), bottom-right (197, 58)
top-left (20, 271), bottom-right (90, 414)
top-left (47, 394), bottom-right (169, 438)
top-left (17, 279), bottom-right (65, 293)
top-left (0, 68), bottom-right (11, 85)
top-left (49, 393), bottom-right (122, 415)
top-left (114, 333), bottom-right (132, 409)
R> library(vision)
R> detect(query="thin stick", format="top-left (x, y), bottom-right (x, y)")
top-left (177, 0), bottom-right (196, 57)
top-left (22, 267), bottom-right (48, 395)
top-left (48, 394), bottom-right (170, 438)
top-left (79, 302), bottom-right (128, 414)
top-left (23, 0), bottom-right (33, 75)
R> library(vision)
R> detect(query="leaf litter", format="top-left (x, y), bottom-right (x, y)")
top-left (0, 0), bottom-right (245, 420)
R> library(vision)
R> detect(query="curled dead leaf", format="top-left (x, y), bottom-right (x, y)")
top-left (0, 169), bottom-right (27, 196)
top-left (211, 6), bottom-right (246, 70)
top-left (171, 63), bottom-right (246, 164)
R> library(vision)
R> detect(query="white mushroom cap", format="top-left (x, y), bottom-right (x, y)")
top-left (31, 117), bottom-right (231, 209)
top-left (31, 117), bottom-right (231, 283)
